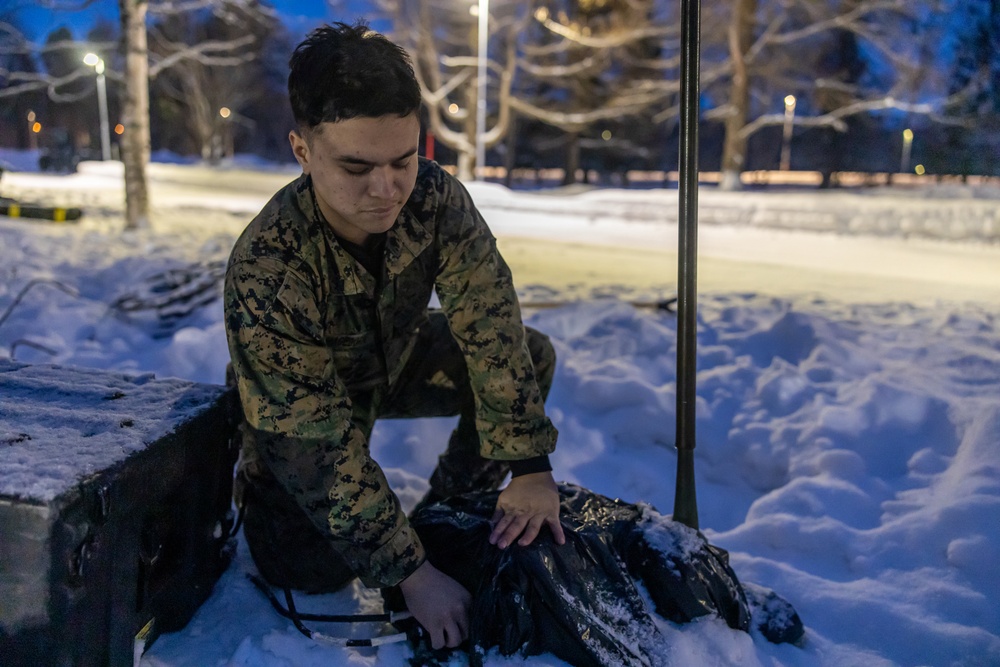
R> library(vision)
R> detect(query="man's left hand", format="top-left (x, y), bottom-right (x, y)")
top-left (489, 471), bottom-right (566, 549)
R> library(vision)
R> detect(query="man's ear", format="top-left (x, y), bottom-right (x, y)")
top-left (289, 129), bottom-right (310, 172)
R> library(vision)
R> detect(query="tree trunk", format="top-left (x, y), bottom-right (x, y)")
top-left (720, 0), bottom-right (756, 191)
top-left (455, 84), bottom-right (477, 181)
top-left (119, 0), bottom-right (151, 230)
top-left (562, 132), bottom-right (580, 186)
top-left (503, 110), bottom-right (518, 188)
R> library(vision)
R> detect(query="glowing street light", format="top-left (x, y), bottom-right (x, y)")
top-left (780, 94), bottom-right (796, 171)
top-left (83, 53), bottom-right (111, 161)
top-left (901, 128), bottom-right (914, 173)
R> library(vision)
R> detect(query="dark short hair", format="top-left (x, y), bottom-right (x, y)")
top-left (288, 21), bottom-right (421, 129)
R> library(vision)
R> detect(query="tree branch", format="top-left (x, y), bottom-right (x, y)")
top-left (148, 34), bottom-right (257, 78)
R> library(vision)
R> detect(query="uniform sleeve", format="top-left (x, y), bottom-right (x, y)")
top-left (224, 256), bottom-right (425, 588)
top-left (432, 177), bottom-right (558, 460)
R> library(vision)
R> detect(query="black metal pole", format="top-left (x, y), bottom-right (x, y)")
top-left (673, 0), bottom-right (701, 530)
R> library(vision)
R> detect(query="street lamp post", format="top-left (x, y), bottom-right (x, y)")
top-left (901, 128), bottom-right (913, 173)
top-left (780, 94), bottom-right (796, 171)
top-left (27, 111), bottom-right (38, 150)
top-left (83, 53), bottom-right (111, 161)
top-left (474, 0), bottom-right (489, 179)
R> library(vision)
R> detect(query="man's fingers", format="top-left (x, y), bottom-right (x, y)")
top-left (489, 509), bottom-right (521, 545)
top-left (444, 620), bottom-right (462, 648)
top-left (429, 626), bottom-right (445, 650)
top-left (489, 510), bottom-right (512, 545)
top-left (398, 561), bottom-right (470, 651)
top-left (492, 511), bottom-right (567, 548)
top-left (498, 515), bottom-right (529, 549)
top-left (548, 515), bottom-right (567, 545)
top-left (493, 513), bottom-right (529, 549)
top-left (516, 515), bottom-right (545, 546)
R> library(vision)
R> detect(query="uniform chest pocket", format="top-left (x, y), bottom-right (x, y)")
top-left (327, 331), bottom-right (385, 391)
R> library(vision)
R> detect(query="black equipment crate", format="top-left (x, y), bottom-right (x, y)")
top-left (0, 361), bottom-right (240, 666)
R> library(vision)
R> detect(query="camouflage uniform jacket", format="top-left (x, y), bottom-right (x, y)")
top-left (224, 158), bottom-right (558, 588)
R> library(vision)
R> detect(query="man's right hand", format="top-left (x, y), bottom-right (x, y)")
top-left (398, 560), bottom-right (471, 649)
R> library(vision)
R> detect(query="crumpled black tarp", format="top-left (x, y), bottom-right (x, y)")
top-left (399, 483), bottom-right (803, 666)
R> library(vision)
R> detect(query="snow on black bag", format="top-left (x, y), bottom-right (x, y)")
top-left (402, 483), bottom-right (802, 666)
top-left (0, 361), bottom-right (240, 666)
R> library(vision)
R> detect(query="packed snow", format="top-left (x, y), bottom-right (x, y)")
top-left (0, 360), bottom-right (227, 502)
top-left (1, 153), bottom-right (998, 666)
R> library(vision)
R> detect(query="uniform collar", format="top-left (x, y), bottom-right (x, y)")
top-left (385, 206), bottom-right (433, 278)
top-left (294, 173), bottom-right (434, 293)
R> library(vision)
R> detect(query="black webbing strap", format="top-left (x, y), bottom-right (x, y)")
top-left (246, 574), bottom-right (416, 648)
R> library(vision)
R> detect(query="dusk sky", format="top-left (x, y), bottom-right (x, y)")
top-left (7, 0), bottom-right (379, 42)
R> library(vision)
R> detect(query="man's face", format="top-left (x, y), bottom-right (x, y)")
top-left (289, 113), bottom-right (421, 245)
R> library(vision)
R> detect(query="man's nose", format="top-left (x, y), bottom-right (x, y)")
top-left (368, 166), bottom-right (397, 199)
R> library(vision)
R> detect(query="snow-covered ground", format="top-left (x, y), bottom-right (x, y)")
top-left (1, 155), bottom-right (999, 666)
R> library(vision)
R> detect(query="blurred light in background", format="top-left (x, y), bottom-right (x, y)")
top-left (901, 128), bottom-right (914, 173)
top-left (781, 95), bottom-right (797, 171)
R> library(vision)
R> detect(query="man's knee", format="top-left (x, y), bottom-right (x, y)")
top-left (241, 470), bottom-right (355, 593)
top-left (525, 327), bottom-right (556, 400)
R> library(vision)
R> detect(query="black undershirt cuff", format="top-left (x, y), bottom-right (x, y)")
top-left (508, 455), bottom-right (552, 478)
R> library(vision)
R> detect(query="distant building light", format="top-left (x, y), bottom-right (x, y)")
top-left (914, 164), bottom-right (925, 175)
top-left (31, 122), bottom-right (42, 133)
top-left (601, 130), bottom-right (612, 141)
top-left (219, 107), bottom-right (231, 119)
top-left (114, 123), bottom-right (125, 135)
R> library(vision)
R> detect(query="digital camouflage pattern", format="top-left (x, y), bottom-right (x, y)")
top-left (224, 158), bottom-right (557, 588)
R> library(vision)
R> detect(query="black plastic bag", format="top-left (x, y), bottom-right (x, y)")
top-left (403, 483), bottom-right (802, 666)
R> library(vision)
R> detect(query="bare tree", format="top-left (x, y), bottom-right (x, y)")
top-left (711, 0), bottom-right (970, 190)
top-left (120, 0), bottom-right (151, 229)
top-left (119, 0), bottom-right (274, 227)
top-left (2, 1), bottom-right (273, 229)
top-left (0, 18), bottom-right (44, 148)
top-left (372, 0), bottom-right (701, 182)
top-left (513, 0), bottom-right (687, 184)
top-left (370, 0), bottom-right (523, 180)
top-left (148, 0), bottom-right (274, 163)
top-left (0, 21), bottom-right (116, 101)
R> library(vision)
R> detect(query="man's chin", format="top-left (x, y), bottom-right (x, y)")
top-left (365, 208), bottom-right (402, 229)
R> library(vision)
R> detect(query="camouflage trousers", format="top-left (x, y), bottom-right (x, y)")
top-left (239, 312), bottom-right (556, 593)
